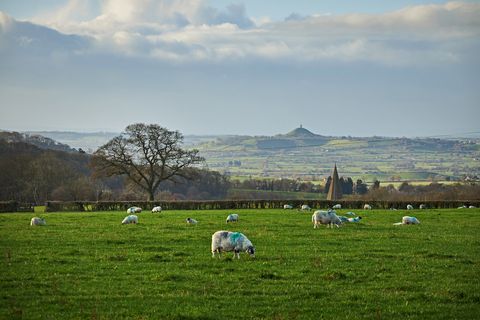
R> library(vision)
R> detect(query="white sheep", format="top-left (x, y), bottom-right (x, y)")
top-left (283, 204), bottom-right (293, 209)
top-left (407, 204), bottom-right (414, 210)
top-left (301, 204), bottom-right (311, 211)
top-left (332, 204), bottom-right (342, 209)
top-left (122, 215), bottom-right (138, 224)
top-left (127, 207), bottom-right (142, 214)
top-left (312, 210), bottom-right (342, 228)
top-left (211, 231), bottom-right (255, 259)
top-left (186, 217), bottom-right (198, 225)
top-left (364, 204), bottom-right (372, 210)
top-left (469, 205), bottom-right (476, 209)
top-left (393, 216), bottom-right (420, 225)
top-left (419, 204), bottom-right (426, 209)
top-left (30, 217), bottom-right (46, 226)
top-left (151, 206), bottom-right (162, 213)
top-left (457, 205), bottom-right (467, 209)
top-left (226, 214), bottom-right (239, 223)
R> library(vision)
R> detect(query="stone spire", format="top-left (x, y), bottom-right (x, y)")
top-left (327, 163), bottom-right (343, 201)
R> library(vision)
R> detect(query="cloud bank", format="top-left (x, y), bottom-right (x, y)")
top-left (1, 1), bottom-right (479, 65)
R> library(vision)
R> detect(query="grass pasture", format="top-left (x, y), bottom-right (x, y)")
top-left (1, 209), bottom-right (479, 319)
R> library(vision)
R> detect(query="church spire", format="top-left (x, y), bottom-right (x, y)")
top-left (327, 163), bottom-right (343, 201)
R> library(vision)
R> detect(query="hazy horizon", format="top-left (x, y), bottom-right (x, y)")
top-left (1, 1), bottom-right (479, 138)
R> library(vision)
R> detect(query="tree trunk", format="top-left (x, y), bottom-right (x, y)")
top-left (148, 189), bottom-right (155, 201)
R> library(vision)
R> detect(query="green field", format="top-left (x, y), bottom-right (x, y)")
top-left (1, 209), bottom-right (479, 319)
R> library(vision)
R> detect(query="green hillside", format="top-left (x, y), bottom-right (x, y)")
top-left (195, 127), bottom-right (480, 183)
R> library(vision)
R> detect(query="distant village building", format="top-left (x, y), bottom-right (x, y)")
top-left (327, 164), bottom-right (343, 201)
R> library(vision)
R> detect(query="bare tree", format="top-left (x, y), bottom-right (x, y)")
top-left (92, 123), bottom-right (204, 201)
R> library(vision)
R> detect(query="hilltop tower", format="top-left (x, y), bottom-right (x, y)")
top-left (327, 164), bottom-right (343, 201)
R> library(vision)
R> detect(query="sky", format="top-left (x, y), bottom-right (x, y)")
top-left (0, 0), bottom-right (479, 137)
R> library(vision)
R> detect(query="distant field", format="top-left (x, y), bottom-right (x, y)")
top-left (1, 209), bottom-right (479, 319)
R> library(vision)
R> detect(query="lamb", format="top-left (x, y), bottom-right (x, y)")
top-left (211, 231), bottom-right (255, 259)
top-left (127, 207), bottom-right (142, 214)
top-left (301, 204), bottom-right (311, 211)
top-left (407, 204), bottom-right (414, 210)
top-left (364, 204), bottom-right (372, 210)
top-left (186, 217), bottom-right (198, 225)
top-left (347, 216), bottom-right (362, 223)
top-left (332, 204), bottom-right (342, 209)
top-left (393, 216), bottom-right (420, 225)
top-left (226, 214), bottom-right (239, 223)
top-left (122, 215), bottom-right (138, 224)
top-left (312, 210), bottom-right (342, 228)
top-left (30, 217), bottom-right (46, 226)
top-left (283, 204), bottom-right (293, 209)
top-left (151, 206), bottom-right (162, 213)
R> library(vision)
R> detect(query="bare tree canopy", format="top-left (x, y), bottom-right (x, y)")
top-left (92, 123), bottom-right (204, 200)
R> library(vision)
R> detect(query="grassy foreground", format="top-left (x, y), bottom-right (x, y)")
top-left (1, 209), bottom-right (479, 319)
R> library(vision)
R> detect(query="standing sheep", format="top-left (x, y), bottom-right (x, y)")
top-left (419, 204), bottom-right (426, 209)
top-left (407, 204), bottom-right (414, 210)
top-left (226, 214), bottom-right (239, 223)
top-left (30, 217), bottom-right (46, 226)
top-left (332, 204), bottom-right (342, 209)
top-left (364, 204), bottom-right (372, 210)
top-left (211, 231), bottom-right (255, 259)
top-left (127, 207), bottom-right (142, 214)
top-left (393, 216), bottom-right (420, 225)
top-left (312, 210), bottom-right (342, 228)
top-left (151, 206), bottom-right (162, 213)
top-left (122, 215), bottom-right (138, 224)
top-left (301, 204), bottom-right (311, 211)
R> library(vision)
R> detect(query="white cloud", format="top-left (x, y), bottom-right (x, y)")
top-left (1, 1), bottom-right (479, 65)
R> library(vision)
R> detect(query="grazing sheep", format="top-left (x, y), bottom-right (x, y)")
top-left (393, 216), bottom-right (420, 225)
top-left (122, 215), bottom-right (138, 224)
top-left (332, 204), bottom-right (342, 209)
top-left (419, 204), bottom-right (426, 209)
top-left (346, 211), bottom-right (356, 216)
top-left (347, 216), bottom-right (362, 223)
top-left (186, 218), bottom-right (197, 225)
top-left (127, 207), bottom-right (142, 214)
top-left (407, 204), bottom-right (414, 210)
top-left (226, 214), bottom-right (239, 223)
top-left (312, 210), bottom-right (342, 228)
top-left (364, 204), bottom-right (372, 210)
top-left (151, 206), bottom-right (162, 213)
top-left (469, 205), bottom-right (476, 209)
top-left (283, 204), bottom-right (293, 209)
top-left (301, 204), bottom-right (311, 211)
top-left (211, 231), bottom-right (255, 259)
top-left (30, 217), bottom-right (46, 226)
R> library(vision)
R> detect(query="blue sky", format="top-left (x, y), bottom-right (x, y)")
top-left (0, 1), bottom-right (479, 137)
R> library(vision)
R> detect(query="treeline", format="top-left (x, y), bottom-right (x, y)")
top-left (0, 137), bottom-right (229, 203)
top-left (357, 181), bottom-right (480, 201)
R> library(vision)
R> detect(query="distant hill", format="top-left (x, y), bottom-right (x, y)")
top-left (0, 131), bottom-right (77, 153)
top-left (4, 127), bottom-right (479, 183)
top-left (24, 131), bottom-right (220, 153)
top-left (194, 127), bottom-right (480, 183)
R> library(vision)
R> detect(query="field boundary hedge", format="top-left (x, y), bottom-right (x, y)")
top-left (0, 201), bottom-right (35, 213)
top-left (38, 200), bottom-right (480, 212)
